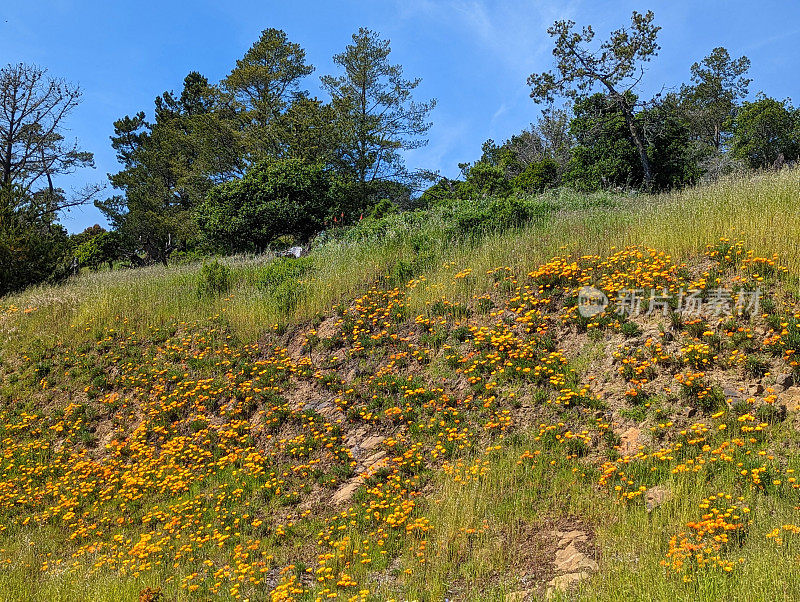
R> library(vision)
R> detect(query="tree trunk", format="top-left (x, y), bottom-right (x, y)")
top-left (2, 138), bottom-right (12, 189)
top-left (605, 84), bottom-right (653, 189)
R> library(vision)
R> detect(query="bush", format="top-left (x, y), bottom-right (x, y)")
top-left (197, 159), bottom-right (335, 253)
top-left (460, 161), bottom-right (513, 198)
top-left (197, 260), bottom-right (230, 298)
top-left (417, 178), bottom-right (459, 207)
top-left (366, 199), bottom-right (398, 220)
top-left (455, 197), bottom-right (553, 237)
top-left (0, 186), bottom-right (70, 295)
top-left (732, 96), bottom-right (800, 169)
top-left (73, 231), bottom-right (121, 270)
top-left (257, 257), bottom-right (315, 312)
top-left (512, 158), bottom-right (559, 193)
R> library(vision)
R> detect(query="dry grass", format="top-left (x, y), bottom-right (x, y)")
top-left (5, 167), bottom-right (798, 350)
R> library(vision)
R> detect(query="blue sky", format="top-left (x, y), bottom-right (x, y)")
top-left (2, 1), bottom-right (798, 233)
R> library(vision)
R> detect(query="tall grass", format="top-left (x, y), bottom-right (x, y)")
top-left (3, 167), bottom-right (799, 347)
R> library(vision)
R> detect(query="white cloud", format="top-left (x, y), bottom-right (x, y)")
top-left (491, 101), bottom-right (509, 122)
top-left (396, 0), bottom-right (584, 76)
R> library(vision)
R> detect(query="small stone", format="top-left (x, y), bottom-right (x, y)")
top-left (361, 450), bottom-right (387, 469)
top-left (332, 477), bottom-right (363, 504)
top-left (317, 403), bottom-right (340, 421)
top-left (345, 426), bottom-right (369, 447)
top-left (776, 373), bottom-right (795, 388)
top-left (645, 485), bottom-right (672, 512)
top-left (779, 387), bottom-right (800, 413)
top-left (554, 544), bottom-right (598, 572)
top-left (558, 530), bottom-right (588, 548)
top-left (360, 435), bottom-right (385, 451)
top-left (723, 387), bottom-right (741, 400)
top-left (750, 383), bottom-right (765, 396)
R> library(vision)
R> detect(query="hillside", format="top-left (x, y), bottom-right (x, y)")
top-left (2, 169), bottom-right (800, 601)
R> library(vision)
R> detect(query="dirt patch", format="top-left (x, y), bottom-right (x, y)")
top-left (500, 516), bottom-right (598, 600)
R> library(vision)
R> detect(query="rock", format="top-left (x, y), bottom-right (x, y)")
top-left (332, 477), bottom-right (363, 505)
top-left (723, 387), bottom-right (741, 400)
top-left (776, 373), bottom-right (795, 388)
top-left (316, 403), bottom-right (340, 421)
top-left (361, 450), bottom-right (387, 469)
top-left (645, 485), bottom-right (672, 512)
top-left (316, 317), bottom-right (340, 339)
top-left (557, 530), bottom-right (588, 548)
top-left (749, 383), bottom-right (765, 396)
top-left (779, 386), bottom-right (800, 413)
top-left (546, 572), bottom-right (591, 599)
top-left (619, 428), bottom-right (641, 456)
top-left (345, 426), bottom-right (369, 447)
top-left (554, 544), bottom-right (598, 573)
top-left (505, 590), bottom-right (533, 602)
top-left (277, 246), bottom-right (304, 258)
top-left (360, 435), bottom-right (385, 452)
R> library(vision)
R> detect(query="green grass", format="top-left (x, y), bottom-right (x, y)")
top-left (6, 167), bottom-right (799, 348)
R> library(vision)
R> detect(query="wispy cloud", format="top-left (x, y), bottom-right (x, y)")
top-left (741, 27), bottom-right (800, 53)
top-left (491, 101), bottom-right (509, 123)
top-left (396, 0), bottom-right (583, 77)
top-left (403, 115), bottom-right (471, 178)
top-left (394, 0), bottom-right (585, 175)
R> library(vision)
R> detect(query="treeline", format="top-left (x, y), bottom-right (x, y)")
top-left (99, 27), bottom-right (435, 265)
top-left (1, 11), bottom-right (799, 296)
top-left (0, 27), bottom-right (435, 293)
top-left (428, 13), bottom-right (799, 202)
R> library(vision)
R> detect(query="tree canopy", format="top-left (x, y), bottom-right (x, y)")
top-left (321, 28), bottom-right (436, 188)
top-left (528, 10), bottom-right (661, 187)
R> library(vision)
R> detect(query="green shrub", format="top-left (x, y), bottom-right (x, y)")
top-left (455, 197), bottom-right (553, 237)
top-left (197, 260), bottom-right (230, 298)
top-left (366, 199), bottom-right (398, 220)
top-left (512, 158), bottom-right (559, 193)
top-left (257, 257), bottom-right (314, 289)
top-left (257, 257), bottom-right (315, 312)
top-left (460, 161), bottom-right (513, 198)
top-left (745, 354), bottom-right (771, 378)
top-left (197, 159), bottom-right (335, 253)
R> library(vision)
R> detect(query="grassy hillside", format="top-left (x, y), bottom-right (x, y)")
top-left (1, 168), bottom-right (800, 601)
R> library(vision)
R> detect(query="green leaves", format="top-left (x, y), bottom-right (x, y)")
top-left (223, 28), bottom-right (315, 162)
top-left (681, 47), bottom-right (752, 151)
top-left (732, 96), bottom-right (800, 169)
top-left (103, 72), bottom-right (242, 264)
top-left (320, 28), bottom-right (436, 188)
top-left (528, 11), bottom-right (661, 187)
top-left (196, 159), bottom-right (335, 253)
